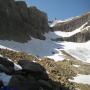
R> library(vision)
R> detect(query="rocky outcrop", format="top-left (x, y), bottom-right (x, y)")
top-left (51, 12), bottom-right (90, 42)
top-left (0, 57), bottom-right (51, 90)
top-left (0, 0), bottom-right (49, 42)
top-left (28, 6), bottom-right (49, 39)
top-left (57, 21), bottom-right (90, 42)
top-left (53, 12), bottom-right (90, 32)
top-left (0, 49), bottom-right (78, 90)
top-left (65, 26), bottom-right (90, 42)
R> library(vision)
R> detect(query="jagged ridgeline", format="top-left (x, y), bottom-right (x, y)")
top-left (0, 0), bottom-right (49, 42)
top-left (52, 13), bottom-right (90, 42)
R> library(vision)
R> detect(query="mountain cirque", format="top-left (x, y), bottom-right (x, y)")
top-left (0, 0), bottom-right (90, 90)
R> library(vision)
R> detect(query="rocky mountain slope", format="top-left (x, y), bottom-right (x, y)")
top-left (51, 12), bottom-right (90, 42)
top-left (52, 12), bottom-right (90, 32)
top-left (0, 0), bottom-right (90, 90)
top-left (0, 0), bottom-right (49, 42)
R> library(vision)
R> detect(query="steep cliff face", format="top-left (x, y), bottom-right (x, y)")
top-left (0, 0), bottom-right (49, 42)
top-left (28, 6), bottom-right (49, 39)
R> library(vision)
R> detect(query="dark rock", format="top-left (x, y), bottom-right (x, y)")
top-left (18, 60), bottom-right (49, 80)
top-left (15, 1), bottom-right (29, 22)
top-left (0, 80), bottom-right (4, 88)
top-left (0, 57), bottom-right (14, 68)
top-left (38, 80), bottom-right (52, 89)
top-left (0, 0), bottom-right (49, 42)
top-left (0, 64), bottom-right (11, 74)
top-left (18, 60), bottom-right (45, 72)
top-left (0, 57), bottom-right (15, 75)
top-left (28, 6), bottom-right (49, 40)
top-left (8, 75), bottom-right (39, 90)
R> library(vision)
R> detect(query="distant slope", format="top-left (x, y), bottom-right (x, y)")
top-left (52, 12), bottom-right (90, 32)
top-left (50, 12), bottom-right (90, 42)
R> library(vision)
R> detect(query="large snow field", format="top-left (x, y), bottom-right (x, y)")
top-left (0, 22), bottom-right (90, 62)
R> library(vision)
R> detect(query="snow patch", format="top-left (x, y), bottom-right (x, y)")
top-left (50, 20), bottom-right (64, 27)
top-left (0, 37), bottom-right (64, 61)
top-left (0, 73), bottom-right (12, 86)
top-left (60, 41), bottom-right (90, 63)
top-left (73, 65), bottom-right (80, 68)
top-left (69, 74), bottom-right (90, 85)
top-left (14, 63), bottom-right (22, 70)
top-left (50, 22), bottom-right (87, 38)
top-left (47, 53), bottom-right (64, 62)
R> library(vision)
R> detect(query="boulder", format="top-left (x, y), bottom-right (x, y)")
top-left (18, 60), bottom-right (49, 80)
top-left (0, 57), bottom-right (15, 74)
top-left (0, 57), bottom-right (14, 68)
top-left (38, 80), bottom-right (52, 89)
top-left (8, 75), bottom-right (39, 90)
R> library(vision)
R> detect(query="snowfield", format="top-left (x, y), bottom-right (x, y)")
top-left (0, 22), bottom-right (90, 62)
top-left (0, 30), bottom-right (90, 62)
top-left (0, 37), bottom-right (64, 61)
top-left (73, 65), bottom-right (80, 68)
top-left (60, 41), bottom-right (90, 63)
top-left (69, 74), bottom-right (90, 85)
top-left (0, 73), bottom-right (12, 86)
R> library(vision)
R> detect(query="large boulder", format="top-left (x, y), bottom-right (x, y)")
top-left (18, 60), bottom-right (49, 80)
top-left (8, 75), bottom-right (39, 90)
top-left (0, 57), bottom-right (22, 75)
top-left (0, 57), bottom-right (14, 74)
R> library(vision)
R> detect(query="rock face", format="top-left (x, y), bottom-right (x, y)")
top-left (0, 57), bottom-right (51, 90)
top-left (53, 12), bottom-right (90, 32)
top-left (0, 0), bottom-right (49, 42)
top-left (28, 6), bottom-right (49, 39)
top-left (52, 12), bottom-right (90, 42)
